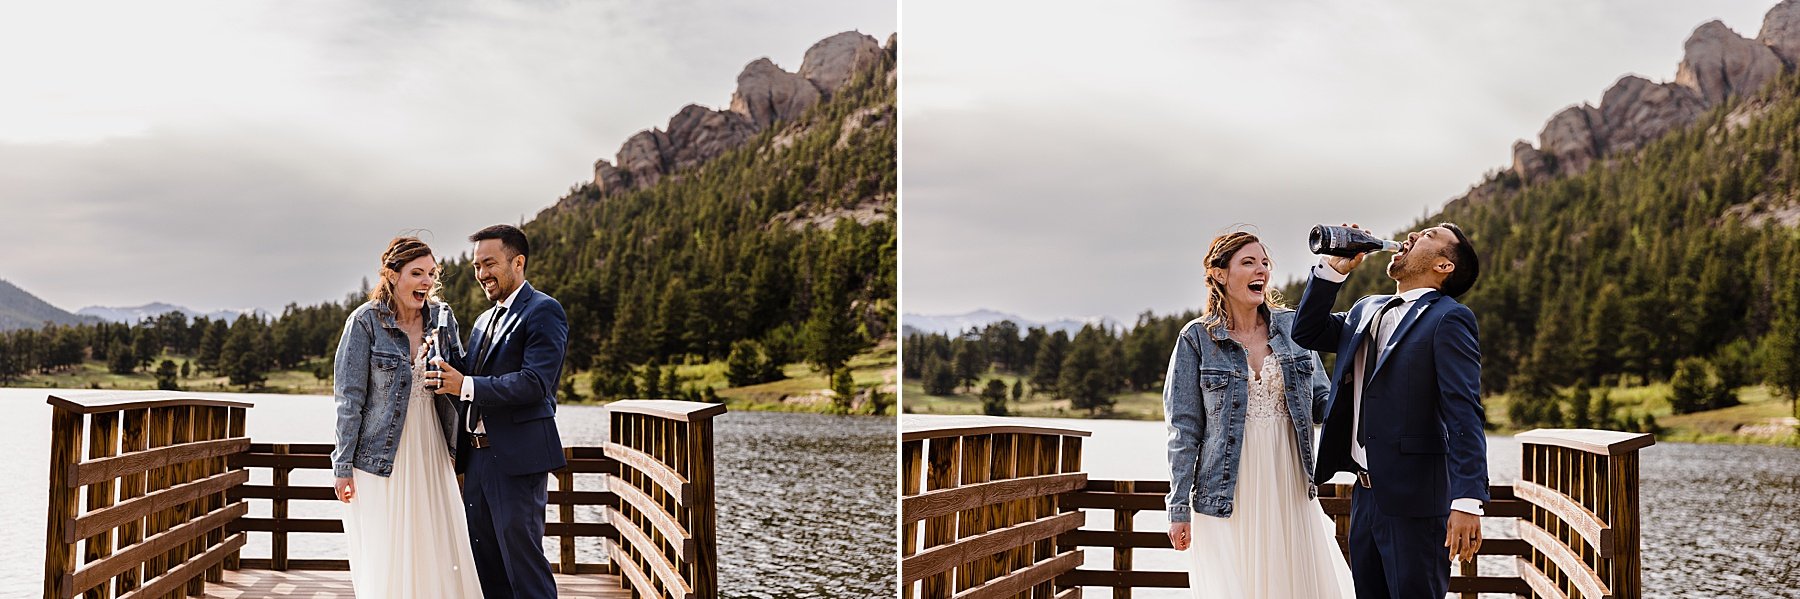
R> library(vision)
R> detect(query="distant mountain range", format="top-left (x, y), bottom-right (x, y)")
top-left (0, 279), bottom-right (101, 331)
top-left (76, 303), bottom-right (267, 325)
top-left (902, 309), bottom-right (1122, 337)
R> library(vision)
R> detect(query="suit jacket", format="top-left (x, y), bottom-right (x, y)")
top-left (453, 281), bottom-right (569, 477)
top-left (1291, 274), bottom-right (1488, 518)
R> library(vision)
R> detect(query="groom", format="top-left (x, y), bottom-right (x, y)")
top-left (429, 224), bottom-right (569, 599)
top-left (1292, 223), bottom-right (1488, 599)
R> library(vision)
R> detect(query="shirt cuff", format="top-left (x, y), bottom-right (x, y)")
top-left (1451, 498), bottom-right (1484, 516)
top-left (1313, 258), bottom-right (1349, 283)
top-left (461, 379), bottom-right (475, 403)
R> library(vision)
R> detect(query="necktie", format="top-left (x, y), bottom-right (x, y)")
top-left (474, 306), bottom-right (508, 375)
top-left (1357, 297), bottom-right (1404, 445)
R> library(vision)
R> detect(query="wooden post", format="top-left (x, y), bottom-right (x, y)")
top-left (956, 434), bottom-right (991, 594)
top-left (1112, 479), bottom-right (1136, 599)
top-left (558, 448), bottom-right (576, 573)
top-left (204, 406), bottom-right (227, 583)
top-left (901, 439), bottom-right (923, 599)
top-left (690, 417), bottom-right (718, 599)
top-left (985, 433), bottom-right (1014, 585)
top-left (82, 411), bottom-right (120, 599)
top-left (271, 444), bottom-right (290, 571)
top-left (141, 407), bottom-right (174, 590)
top-left (922, 436), bottom-right (960, 599)
top-left (116, 409), bottom-right (148, 593)
top-left (43, 407), bottom-right (81, 599)
top-left (1610, 450), bottom-right (1642, 599)
top-left (222, 407), bottom-right (245, 572)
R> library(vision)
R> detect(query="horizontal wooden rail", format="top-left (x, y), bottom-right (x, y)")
top-left (603, 473), bottom-right (696, 560)
top-left (903, 472), bottom-right (1086, 524)
top-left (75, 437), bottom-right (250, 487)
top-left (903, 511), bottom-right (1083, 584)
top-left (1513, 479), bottom-right (1614, 557)
top-left (603, 441), bottom-right (692, 504)
top-left (1519, 520), bottom-right (1613, 599)
top-left (957, 551), bottom-right (1083, 599)
top-left (115, 533), bottom-right (245, 599)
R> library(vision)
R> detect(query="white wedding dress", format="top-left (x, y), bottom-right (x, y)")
top-left (343, 349), bottom-right (484, 598)
top-left (1186, 353), bottom-right (1354, 599)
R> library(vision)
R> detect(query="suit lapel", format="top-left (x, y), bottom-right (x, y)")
top-left (1370, 292), bottom-right (1441, 379)
top-left (475, 283), bottom-right (536, 374)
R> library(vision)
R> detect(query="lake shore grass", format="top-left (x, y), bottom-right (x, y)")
top-left (6, 342), bottom-right (898, 416)
top-left (904, 371), bottom-right (1800, 447)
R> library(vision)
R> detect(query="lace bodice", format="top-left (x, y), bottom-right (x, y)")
top-left (1245, 353), bottom-right (1290, 421)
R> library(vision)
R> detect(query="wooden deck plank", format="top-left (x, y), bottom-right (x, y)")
top-left (207, 569), bottom-right (632, 598)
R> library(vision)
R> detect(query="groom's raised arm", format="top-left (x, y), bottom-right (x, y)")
top-left (1292, 260), bottom-right (1350, 353)
top-left (1436, 304), bottom-right (1489, 506)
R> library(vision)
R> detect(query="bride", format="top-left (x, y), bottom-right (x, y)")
top-left (330, 236), bottom-right (483, 598)
top-left (1162, 230), bottom-right (1354, 598)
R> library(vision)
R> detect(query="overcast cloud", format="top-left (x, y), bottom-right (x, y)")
top-left (1, 0), bottom-right (893, 313)
top-left (901, 0), bottom-right (1776, 323)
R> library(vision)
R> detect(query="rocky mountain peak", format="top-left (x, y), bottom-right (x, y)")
top-left (1500, 3), bottom-right (1798, 191)
top-left (588, 31), bottom-right (893, 200)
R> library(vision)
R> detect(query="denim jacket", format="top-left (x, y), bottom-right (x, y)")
top-left (331, 300), bottom-right (466, 478)
top-left (1163, 308), bottom-right (1331, 521)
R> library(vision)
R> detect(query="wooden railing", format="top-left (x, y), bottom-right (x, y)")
top-left (44, 393), bottom-right (725, 599)
top-left (604, 400), bottom-right (725, 599)
top-left (900, 417), bottom-right (1092, 599)
top-left (225, 443), bottom-right (622, 575)
top-left (42, 392), bottom-right (251, 599)
top-left (900, 422), bottom-right (1652, 599)
top-left (1513, 429), bottom-right (1653, 599)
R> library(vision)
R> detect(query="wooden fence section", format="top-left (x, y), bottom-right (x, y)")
top-left (604, 400), bottom-right (725, 599)
top-left (225, 443), bottom-right (623, 575)
top-left (44, 393), bottom-right (726, 599)
top-left (42, 392), bottom-right (252, 599)
top-left (902, 419), bottom-right (1652, 599)
top-left (900, 417), bottom-right (1092, 599)
top-left (1514, 429), bottom-right (1654, 599)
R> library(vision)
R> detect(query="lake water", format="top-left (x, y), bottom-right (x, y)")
top-left (1, 388), bottom-right (896, 599)
top-left (903, 415), bottom-right (1800, 599)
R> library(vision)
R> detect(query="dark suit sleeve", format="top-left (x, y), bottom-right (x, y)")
top-left (1435, 304), bottom-right (1489, 504)
top-left (472, 299), bottom-right (569, 407)
top-left (1292, 271), bottom-right (1350, 353)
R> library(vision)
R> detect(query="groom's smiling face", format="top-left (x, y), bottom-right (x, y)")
top-left (472, 238), bottom-right (524, 302)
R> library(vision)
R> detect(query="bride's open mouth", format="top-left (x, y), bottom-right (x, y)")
top-left (412, 289), bottom-right (428, 302)
top-left (1247, 280), bottom-right (1266, 294)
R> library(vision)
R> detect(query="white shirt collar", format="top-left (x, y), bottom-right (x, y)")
top-left (1394, 286), bottom-right (1434, 304)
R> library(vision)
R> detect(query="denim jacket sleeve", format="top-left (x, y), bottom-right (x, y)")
top-left (330, 310), bottom-right (373, 478)
top-left (1163, 324), bottom-right (1206, 523)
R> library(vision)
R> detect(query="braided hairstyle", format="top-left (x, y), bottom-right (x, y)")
top-left (1200, 230), bottom-right (1285, 334)
top-left (369, 236), bottom-right (439, 313)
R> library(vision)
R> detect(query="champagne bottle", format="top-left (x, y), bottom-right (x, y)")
top-left (1309, 225), bottom-right (1402, 257)
top-left (427, 303), bottom-right (451, 396)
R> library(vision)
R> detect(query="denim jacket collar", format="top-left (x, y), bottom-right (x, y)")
top-left (1199, 306), bottom-right (1280, 343)
top-left (370, 299), bottom-right (444, 331)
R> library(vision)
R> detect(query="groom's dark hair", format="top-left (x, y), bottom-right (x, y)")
top-left (471, 224), bottom-right (531, 266)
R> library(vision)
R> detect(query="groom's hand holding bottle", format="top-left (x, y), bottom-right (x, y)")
top-left (1322, 222), bottom-right (1371, 275)
top-left (420, 336), bottom-right (466, 396)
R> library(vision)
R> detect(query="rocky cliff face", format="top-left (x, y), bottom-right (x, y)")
top-left (591, 31), bottom-right (893, 198)
top-left (1503, 1), bottom-right (1800, 188)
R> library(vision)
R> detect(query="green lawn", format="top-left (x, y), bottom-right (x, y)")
top-left (7, 353), bottom-right (334, 395)
top-left (567, 341), bottom-right (897, 415)
top-left (901, 371), bottom-right (1163, 420)
top-left (9, 342), bottom-right (901, 417)
top-left (904, 373), bottom-right (1799, 446)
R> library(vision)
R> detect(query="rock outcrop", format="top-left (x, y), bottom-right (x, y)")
top-left (799, 31), bottom-right (885, 97)
top-left (1505, 7), bottom-right (1798, 186)
top-left (1759, 0), bottom-right (1800, 65)
top-left (588, 31), bottom-right (892, 198)
top-left (1674, 21), bottom-right (1783, 106)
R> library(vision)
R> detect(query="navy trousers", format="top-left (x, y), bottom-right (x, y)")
top-left (1350, 483), bottom-right (1449, 599)
top-left (464, 445), bottom-right (556, 599)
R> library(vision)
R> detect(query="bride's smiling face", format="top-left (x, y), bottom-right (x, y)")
top-left (390, 255), bottom-right (439, 313)
top-left (1212, 242), bottom-right (1271, 311)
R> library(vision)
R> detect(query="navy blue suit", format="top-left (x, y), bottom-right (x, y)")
top-left (455, 281), bottom-right (568, 599)
top-left (1292, 273), bottom-right (1488, 598)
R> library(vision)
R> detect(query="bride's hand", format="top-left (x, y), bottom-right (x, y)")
top-left (335, 477), bottom-right (356, 503)
top-left (1168, 522), bottom-right (1190, 551)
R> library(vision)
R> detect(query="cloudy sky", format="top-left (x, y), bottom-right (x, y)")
top-left (901, 0), bottom-right (1778, 323)
top-left (1, 0), bottom-right (893, 313)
